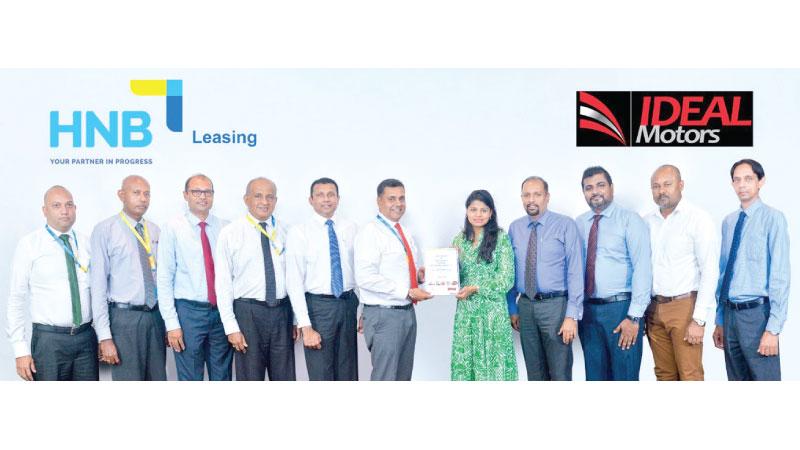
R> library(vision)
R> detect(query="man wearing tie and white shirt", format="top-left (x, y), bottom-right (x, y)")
top-left (157, 174), bottom-right (233, 381)
top-left (216, 177), bottom-right (298, 381)
top-left (286, 177), bottom-right (360, 381)
top-left (354, 178), bottom-right (432, 381)
top-left (7, 186), bottom-right (97, 381)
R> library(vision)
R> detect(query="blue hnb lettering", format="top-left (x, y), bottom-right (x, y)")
top-left (50, 111), bottom-right (153, 147)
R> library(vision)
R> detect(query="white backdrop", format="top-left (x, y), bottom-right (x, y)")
top-left (0, 69), bottom-right (796, 380)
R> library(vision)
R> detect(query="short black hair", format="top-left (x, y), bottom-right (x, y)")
top-left (521, 176), bottom-right (549, 193)
top-left (581, 166), bottom-right (612, 188)
top-left (184, 174), bottom-right (213, 192)
top-left (309, 177), bottom-right (339, 196)
top-left (377, 178), bottom-right (404, 196)
top-left (730, 159), bottom-right (765, 180)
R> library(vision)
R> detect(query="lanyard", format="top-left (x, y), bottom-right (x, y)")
top-left (45, 225), bottom-right (88, 273)
top-left (376, 215), bottom-right (413, 259)
top-left (118, 212), bottom-right (156, 270)
top-left (246, 214), bottom-right (284, 255)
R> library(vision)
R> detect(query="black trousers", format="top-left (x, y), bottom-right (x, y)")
top-left (233, 299), bottom-right (296, 381)
top-left (31, 324), bottom-right (98, 381)
top-left (108, 307), bottom-right (167, 381)
top-left (304, 291), bottom-right (359, 381)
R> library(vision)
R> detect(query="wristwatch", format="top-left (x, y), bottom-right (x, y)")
top-left (693, 319), bottom-right (706, 327)
top-left (625, 315), bottom-right (640, 324)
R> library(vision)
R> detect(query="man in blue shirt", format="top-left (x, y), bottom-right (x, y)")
top-left (712, 159), bottom-right (789, 381)
top-left (577, 166), bottom-right (652, 381)
top-left (157, 174), bottom-right (233, 381)
top-left (507, 176), bottom-right (584, 381)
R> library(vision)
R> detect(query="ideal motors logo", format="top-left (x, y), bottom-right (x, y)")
top-left (576, 91), bottom-right (753, 146)
top-left (49, 79), bottom-right (183, 147)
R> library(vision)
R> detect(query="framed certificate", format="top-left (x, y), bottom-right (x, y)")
top-left (423, 248), bottom-right (460, 296)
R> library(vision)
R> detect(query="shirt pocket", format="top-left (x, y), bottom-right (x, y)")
top-left (744, 232), bottom-right (767, 262)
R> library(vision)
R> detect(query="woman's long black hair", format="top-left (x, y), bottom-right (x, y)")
top-left (463, 189), bottom-right (500, 263)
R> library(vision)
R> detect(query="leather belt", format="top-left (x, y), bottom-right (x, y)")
top-left (651, 291), bottom-right (696, 304)
top-left (175, 298), bottom-right (217, 309)
top-left (235, 297), bottom-right (288, 308)
top-left (108, 302), bottom-right (159, 312)
top-left (726, 297), bottom-right (767, 311)
top-left (33, 321), bottom-right (93, 336)
top-left (363, 303), bottom-right (413, 310)
top-left (586, 293), bottom-right (632, 304)
top-left (521, 290), bottom-right (568, 301)
top-left (307, 290), bottom-right (355, 300)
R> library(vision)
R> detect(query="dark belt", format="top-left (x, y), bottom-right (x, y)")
top-left (108, 302), bottom-right (159, 312)
top-left (363, 303), bottom-right (413, 310)
top-left (33, 321), bottom-right (93, 336)
top-left (235, 297), bottom-right (288, 308)
top-left (587, 293), bottom-right (632, 304)
top-left (175, 298), bottom-right (217, 309)
top-left (726, 297), bottom-right (767, 311)
top-left (521, 290), bottom-right (568, 301)
top-left (651, 291), bottom-right (696, 304)
top-left (307, 290), bottom-right (354, 300)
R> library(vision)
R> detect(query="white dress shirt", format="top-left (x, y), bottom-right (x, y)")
top-left (7, 226), bottom-right (92, 357)
top-left (285, 213), bottom-right (358, 328)
top-left (215, 213), bottom-right (287, 335)
top-left (354, 213), bottom-right (421, 306)
top-left (644, 199), bottom-right (720, 322)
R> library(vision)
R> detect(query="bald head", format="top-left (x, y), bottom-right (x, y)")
top-left (117, 175), bottom-right (151, 221)
top-left (244, 177), bottom-right (278, 221)
top-left (652, 164), bottom-right (682, 182)
top-left (42, 185), bottom-right (76, 233)
top-left (650, 164), bottom-right (684, 216)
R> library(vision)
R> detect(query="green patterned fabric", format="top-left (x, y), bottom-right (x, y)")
top-left (450, 229), bottom-right (518, 381)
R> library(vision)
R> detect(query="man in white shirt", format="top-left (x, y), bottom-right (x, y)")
top-left (354, 178), bottom-right (432, 381)
top-left (644, 165), bottom-right (719, 380)
top-left (216, 177), bottom-right (298, 381)
top-left (286, 177), bottom-right (359, 380)
top-left (157, 174), bottom-right (233, 381)
top-left (7, 186), bottom-right (97, 381)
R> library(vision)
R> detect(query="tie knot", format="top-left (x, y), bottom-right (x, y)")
top-left (135, 222), bottom-right (144, 234)
top-left (593, 214), bottom-right (602, 222)
top-left (199, 221), bottom-right (207, 230)
top-left (325, 219), bottom-right (334, 227)
top-left (259, 222), bottom-right (267, 229)
top-left (738, 211), bottom-right (747, 221)
top-left (59, 234), bottom-right (70, 243)
top-left (394, 222), bottom-right (402, 231)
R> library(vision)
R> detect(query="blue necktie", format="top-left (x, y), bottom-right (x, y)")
top-left (720, 211), bottom-right (746, 302)
top-left (326, 219), bottom-right (344, 298)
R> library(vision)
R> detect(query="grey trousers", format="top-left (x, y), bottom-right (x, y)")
top-left (362, 305), bottom-right (416, 381)
top-left (518, 295), bottom-right (573, 381)
top-left (723, 301), bottom-right (781, 381)
top-left (233, 299), bottom-right (296, 381)
top-left (304, 291), bottom-right (359, 381)
top-left (31, 324), bottom-right (98, 381)
top-left (108, 307), bottom-right (167, 381)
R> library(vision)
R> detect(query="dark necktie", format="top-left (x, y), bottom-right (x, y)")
top-left (524, 221), bottom-right (538, 299)
top-left (199, 222), bottom-right (217, 306)
top-left (720, 211), bottom-right (747, 302)
top-left (135, 222), bottom-right (157, 308)
top-left (584, 214), bottom-right (602, 298)
top-left (326, 219), bottom-right (344, 298)
top-left (260, 222), bottom-right (277, 303)
top-left (59, 234), bottom-right (82, 327)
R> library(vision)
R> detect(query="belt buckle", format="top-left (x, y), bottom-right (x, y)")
top-left (70, 326), bottom-right (78, 336)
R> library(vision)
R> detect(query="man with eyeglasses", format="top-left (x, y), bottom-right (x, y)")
top-left (156, 174), bottom-right (233, 381)
top-left (215, 177), bottom-right (298, 381)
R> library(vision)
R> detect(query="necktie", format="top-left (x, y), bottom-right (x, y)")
top-left (135, 223), bottom-right (157, 308)
top-left (326, 219), bottom-right (344, 298)
top-left (584, 214), bottom-right (602, 298)
top-left (524, 221), bottom-right (538, 300)
top-left (199, 222), bottom-right (217, 306)
top-left (720, 211), bottom-right (747, 302)
top-left (260, 222), bottom-right (277, 303)
top-left (394, 223), bottom-right (418, 289)
top-left (59, 234), bottom-right (82, 327)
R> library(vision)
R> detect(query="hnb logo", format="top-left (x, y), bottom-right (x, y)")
top-left (49, 79), bottom-right (183, 148)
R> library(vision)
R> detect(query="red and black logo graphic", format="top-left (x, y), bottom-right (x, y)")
top-left (576, 91), bottom-right (753, 147)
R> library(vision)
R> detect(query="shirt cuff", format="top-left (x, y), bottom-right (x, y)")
top-left (715, 308), bottom-right (724, 327)
top-left (13, 341), bottom-right (30, 358)
top-left (296, 313), bottom-right (312, 329)
top-left (94, 326), bottom-right (112, 342)
top-left (766, 318), bottom-right (783, 335)
top-left (222, 318), bottom-right (240, 335)
top-left (165, 317), bottom-right (181, 332)
top-left (565, 304), bottom-right (582, 321)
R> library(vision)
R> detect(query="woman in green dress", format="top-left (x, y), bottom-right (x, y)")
top-left (450, 189), bottom-right (518, 381)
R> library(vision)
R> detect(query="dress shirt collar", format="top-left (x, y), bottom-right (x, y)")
top-left (587, 201), bottom-right (617, 220)
top-left (121, 211), bottom-right (145, 226)
top-left (741, 198), bottom-right (763, 217)
top-left (247, 212), bottom-right (274, 227)
top-left (312, 211), bottom-right (337, 226)
top-left (377, 212), bottom-right (399, 226)
top-left (185, 211), bottom-right (215, 227)
top-left (651, 198), bottom-right (690, 221)
top-left (528, 209), bottom-right (551, 228)
top-left (45, 224), bottom-right (73, 236)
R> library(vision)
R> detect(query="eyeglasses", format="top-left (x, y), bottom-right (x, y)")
top-left (189, 189), bottom-right (215, 198)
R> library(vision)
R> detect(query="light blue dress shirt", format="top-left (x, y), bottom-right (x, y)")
top-left (576, 202), bottom-right (652, 318)
top-left (715, 199), bottom-right (790, 334)
top-left (157, 212), bottom-right (229, 331)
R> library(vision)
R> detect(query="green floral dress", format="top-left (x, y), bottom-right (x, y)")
top-left (450, 229), bottom-right (518, 381)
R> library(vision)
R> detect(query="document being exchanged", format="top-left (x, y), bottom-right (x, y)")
top-left (423, 248), bottom-right (460, 296)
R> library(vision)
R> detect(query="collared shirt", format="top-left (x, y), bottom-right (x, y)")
top-left (353, 213), bottom-right (421, 306)
top-left (215, 213), bottom-right (287, 335)
top-left (7, 226), bottom-right (92, 357)
top-left (576, 202), bottom-right (652, 318)
top-left (506, 210), bottom-right (584, 320)
top-left (715, 199), bottom-right (790, 334)
top-left (285, 213), bottom-right (358, 328)
top-left (90, 213), bottom-right (160, 341)
top-left (156, 211), bottom-right (229, 331)
top-left (644, 199), bottom-right (719, 322)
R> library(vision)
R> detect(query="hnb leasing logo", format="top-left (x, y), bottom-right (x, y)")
top-left (576, 91), bottom-right (753, 147)
top-left (49, 79), bottom-right (257, 148)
